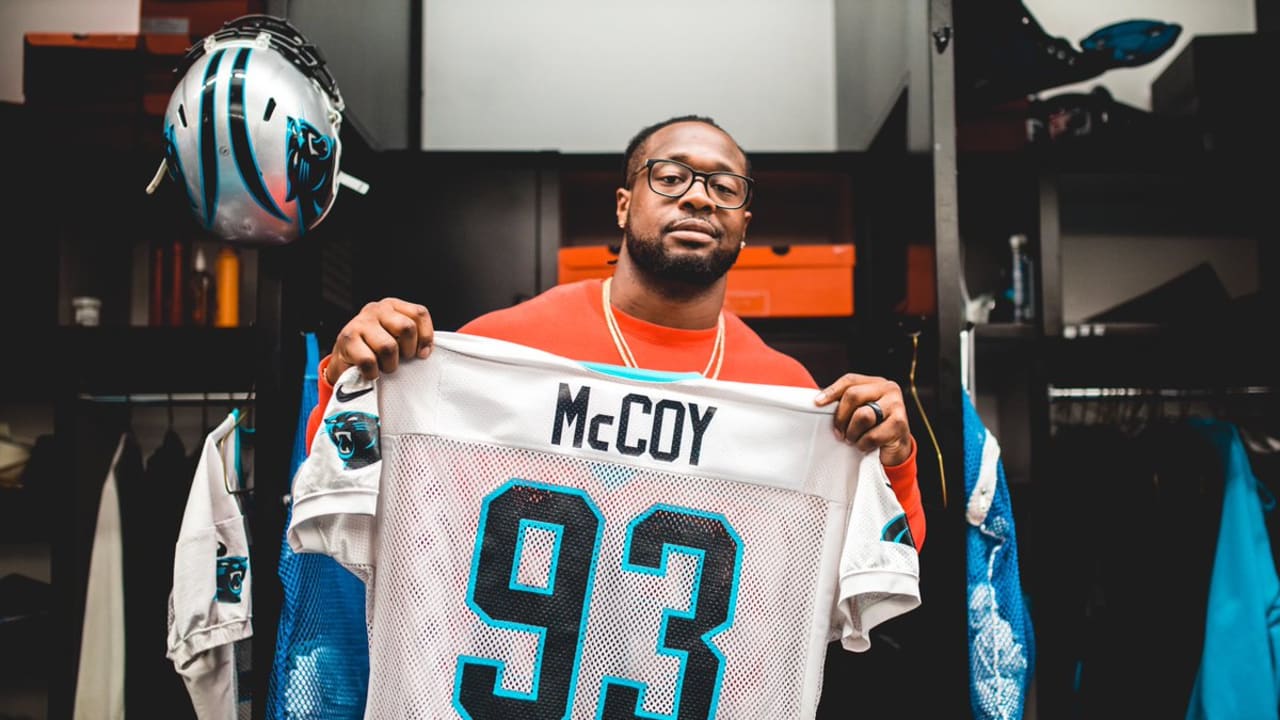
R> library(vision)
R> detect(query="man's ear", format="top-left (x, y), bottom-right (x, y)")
top-left (615, 188), bottom-right (631, 229)
top-left (743, 209), bottom-right (752, 232)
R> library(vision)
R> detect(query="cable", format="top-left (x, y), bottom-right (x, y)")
top-left (909, 331), bottom-right (947, 507)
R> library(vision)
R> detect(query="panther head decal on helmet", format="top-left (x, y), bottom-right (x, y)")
top-left (151, 14), bottom-right (364, 244)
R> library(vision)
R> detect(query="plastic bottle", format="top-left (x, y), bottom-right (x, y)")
top-left (190, 247), bottom-right (215, 326)
top-left (1009, 234), bottom-right (1035, 323)
top-left (215, 247), bottom-right (240, 328)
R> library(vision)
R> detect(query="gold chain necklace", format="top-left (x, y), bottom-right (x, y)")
top-left (601, 277), bottom-right (725, 379)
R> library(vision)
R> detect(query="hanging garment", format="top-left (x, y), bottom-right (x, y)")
top-left (1185, 419), bottom-right (1280, 720)
top-left (167, 411), bottom-right (253, 720)
top-left (126, 428), bottom-right (199, 719)
top-left (1039, 421), bottom-right (1222, 719)
top-left (73, 432), bottom-right (138, 720)
top-left (267, 332), bottom-right (370, 719)
top-left (963, 388), bottom-right (1034, 720)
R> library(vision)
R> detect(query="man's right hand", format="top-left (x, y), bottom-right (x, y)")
top-left (325, 298), bottom-right (434, 385)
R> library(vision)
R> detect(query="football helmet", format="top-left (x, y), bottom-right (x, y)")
top-left (152, 15), bottom-right (364, 244)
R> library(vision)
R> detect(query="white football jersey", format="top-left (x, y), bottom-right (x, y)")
top-left (168, 411), bottom-right (253, 720)
top-left (289, 332), bottom-right (920, 719)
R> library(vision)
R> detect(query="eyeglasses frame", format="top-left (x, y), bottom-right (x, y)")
top-left (635, 157), bottom-right (754, 210)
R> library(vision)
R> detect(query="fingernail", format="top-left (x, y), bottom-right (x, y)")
top-left (833, 427), bottom-right (844, 441)
top-left (418, 348), bottom-right (430, 359)
top-left (814, 392), bottom-right (827, 404)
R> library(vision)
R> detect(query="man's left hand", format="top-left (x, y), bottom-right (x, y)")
top-left (814, 373), bottom-right (914, 466)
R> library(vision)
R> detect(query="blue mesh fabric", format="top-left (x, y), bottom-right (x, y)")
top-left (963, 388), bottom-right (1035, 719)
top-left (266, 334), bottom-right (370, 718)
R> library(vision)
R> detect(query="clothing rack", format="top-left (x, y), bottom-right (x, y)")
top-left (1048, 385), bottom-right (1273, 400)
top-left (76, 392), bottom-right (253, 404)
top-left (1046, 384), bottom-right (1275, 433)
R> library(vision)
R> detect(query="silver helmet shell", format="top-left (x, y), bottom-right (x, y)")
top-left (162, 15), bottom-right (345, 244)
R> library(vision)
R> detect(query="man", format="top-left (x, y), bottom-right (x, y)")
top-left (307, 115), bottom-right (924, 548)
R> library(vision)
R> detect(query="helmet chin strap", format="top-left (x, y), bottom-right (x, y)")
top-left (144, 159), bottom-right (168, 195)
top-left (337, 172), bottom-right (370, 195)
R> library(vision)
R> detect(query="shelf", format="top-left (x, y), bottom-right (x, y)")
top-left (0, 326), bottom-right (259, 402)
top-left (968, 319), bottom-right (1278, 392)
top-left (959, 130), bottom-right (1260, 174)
top-left (1042, 321), bottom-right (1276, 390)
top-left (1050, 169), bottom-right (1263, 237)
top-left (972, 322), bottom-right (1037, 340)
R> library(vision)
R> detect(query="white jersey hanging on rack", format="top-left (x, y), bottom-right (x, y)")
top-left (73, 432), bottom-right (134, 720)
top-left (288, 332), bottom-right (920, 719)
top-left (167, 410), bottom-right (253, 720)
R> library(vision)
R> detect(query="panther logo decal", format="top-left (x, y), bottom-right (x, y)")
top-left (215, 541), bottom-right (248, 603)
top-left (324, 411), bottom-right (381, 469)
top-left (881, 513), bottom-right (915, 549)
top-left (285, 116), bottom-right (337, 233)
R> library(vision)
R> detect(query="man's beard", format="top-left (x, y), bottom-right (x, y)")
top-left (623, 224), bottom-right (742, 291)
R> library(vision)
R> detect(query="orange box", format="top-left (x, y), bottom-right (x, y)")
top-left (558, 244), bottom-right (855, 318)
top-left (901, 244), bottom-right (937, 316)
top-left (24, 32), bottom-right (191, 123)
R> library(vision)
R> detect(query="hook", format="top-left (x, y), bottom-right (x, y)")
top-left (219, 406), bottom-right (254, 495)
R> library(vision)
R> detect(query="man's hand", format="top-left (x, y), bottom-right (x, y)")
top-left (325, 298), bottom-right (434, 385)
top-left (814, 373), bottom-right (914, 466)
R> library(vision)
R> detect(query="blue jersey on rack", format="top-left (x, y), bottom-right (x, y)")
top-left (963, 388), bottom-right (1034, 720)
top-left (1185, 419), bottom-right (1280, 720)
top-left (267, 333), bottom-right (370, 719)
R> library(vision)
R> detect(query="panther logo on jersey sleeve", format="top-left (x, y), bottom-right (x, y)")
top-left (215, 541), bottom-right (248, 603)
top-left (324, 411), bottom-right (381, 469)
top-left (881, 513), bottom-right (915, 548)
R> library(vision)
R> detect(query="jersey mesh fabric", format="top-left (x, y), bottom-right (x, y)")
top-left (267, 333), bottom-right (370, 719)
top-left (371, 435), bottom-right (832, 717)
top-left (963, 388), bottom-right (1034, 720)
top-left (290, 332), bottom-right (920, 720)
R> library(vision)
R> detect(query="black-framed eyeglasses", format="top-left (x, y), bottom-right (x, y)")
top-left (637, 158), bottom-right (754, 210)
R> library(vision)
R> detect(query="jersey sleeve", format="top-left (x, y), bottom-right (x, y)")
top-left (832, 453), bottom-right (922, 652)
top-left (287, 365), bottom-right (381, 573)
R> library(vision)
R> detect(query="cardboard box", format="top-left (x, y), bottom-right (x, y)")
top-left (900, 244), bottom-right (937, 317)
top-left (1150, 33), bottom-right (1270, 153)
top-left (23, 33), bottom-right (142, 109)
top-left (23, 31), bottom-right (191, 159)
top-left (140, 1), bottom-right (259, 40)
top-left (24, 32), bottom-right (187, 112)
top-left (558, 244), bottom-right (856, 317)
